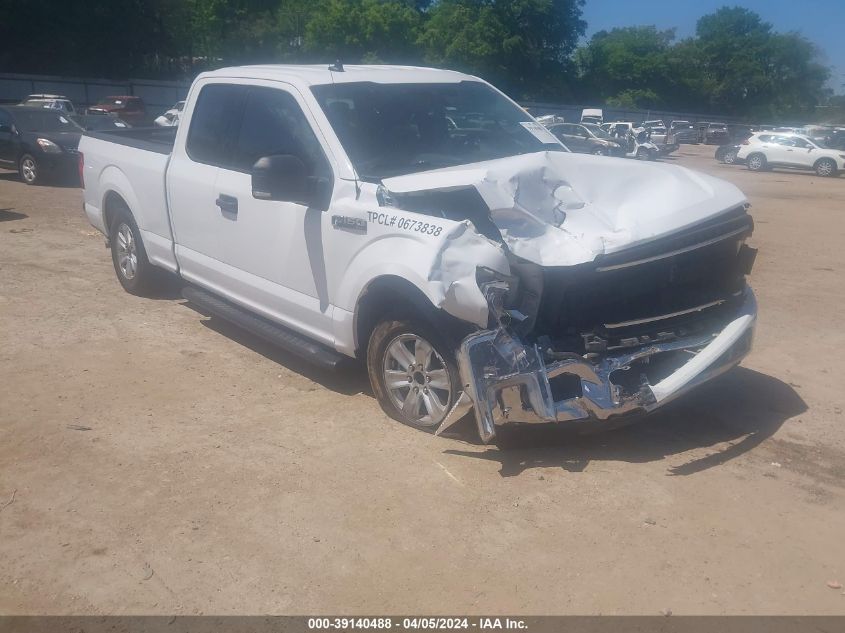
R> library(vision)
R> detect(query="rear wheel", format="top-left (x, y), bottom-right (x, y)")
top-left (815, 158), bottom-right (837, 177)
top-left (746, 153), bottom-right (766, 172)
top-left (108, 205), bottom-right (157, 295)
top-left (19, 154), bottom-right (39, 185)
top-left (367, 318), bottom-right (460, 432)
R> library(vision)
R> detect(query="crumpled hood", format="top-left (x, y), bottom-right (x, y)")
top-left (382, 151), bottom-right (747, 266)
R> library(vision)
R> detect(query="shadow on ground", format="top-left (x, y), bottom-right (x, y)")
top-left (0, 208), bottom-right (28, 222)
top-left (443, 367), bottom-right (806, 477)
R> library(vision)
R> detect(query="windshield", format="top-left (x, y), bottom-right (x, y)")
top-left (13, 110), bottom-right (82, 132)
top-left (310, 81), bottom-right (563, 180)
top-left (582, 123), bottom-right (611, 139)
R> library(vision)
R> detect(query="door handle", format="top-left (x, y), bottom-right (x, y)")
top-left (216, 194), bottom-right (238, 215)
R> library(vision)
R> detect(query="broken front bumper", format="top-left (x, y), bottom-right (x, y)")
top-left (439, 289), bottom-right (757, 443)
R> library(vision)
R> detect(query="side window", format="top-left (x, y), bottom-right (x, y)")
top-left (230, 86), bottom-right (330, 178)
top-left (186, 84), bottom-right (245, 167)
top-left (0, 109), bottom-right (11, 130)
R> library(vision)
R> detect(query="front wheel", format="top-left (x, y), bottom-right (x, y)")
top-left (592, 148), bottom-right (605, 156)
top-left (19, 154), bottom-right (39, 185)
top-left (815, 158), bottom-right (838, 177)
top-left (746, 153), bottom-right (766, 172)
top-left (723, 149), bottom-right (737, 164)
top-left (367, 318), bottom-right (460, 431)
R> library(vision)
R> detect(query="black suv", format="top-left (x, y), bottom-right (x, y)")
top-left (0, 106), bottom-right (82, 185)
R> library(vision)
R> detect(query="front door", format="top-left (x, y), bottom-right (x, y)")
top-left (169, 81), bottom-right (336, 347)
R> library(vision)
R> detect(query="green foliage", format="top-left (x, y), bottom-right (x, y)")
top-left (576, 6), bottom-right (832, 119)
top-left (0, 0), bottom-right (835, 119)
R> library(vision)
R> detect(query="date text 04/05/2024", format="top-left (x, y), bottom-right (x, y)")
top-left (307, 617), bottom-right (528, 630)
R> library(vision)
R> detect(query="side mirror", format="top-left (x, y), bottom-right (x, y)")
top-left (251, 155), bottom-right (333, 209)
top-left (252, 154), bottom-right (314, 206)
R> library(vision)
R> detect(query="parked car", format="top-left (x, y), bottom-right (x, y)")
top-left (546, 122), bottom-right (625, 156)
top-left (87, 96), bottom-right (146, 124)
top-left (21, 94), bottom-right (76, 114)
top-left (641, 120), bottom-right (666, 129)
top-left (154, 100), bottom-right (185, 127)
top-left (726, 124), bottom-right (754, 144)
top-left (601, 122), bottom-right (660, 159)
top-left (669, 120), bottom-right (697, 143)
top-left (643, 126), bottom-right (678, 155)
top-left (581, 108), bottom-right (603, 125)
top-left (823, 129), bottom-right (845, 150)
top-left (715, 144), bottom-right (744, 165)
top-left (698, 122), bottom-right (730, 144)
top-left (79, 64), bottom-right (758, 444)
top-left (736, 132), bottom-right (845, 177)
top-left (70, 113), bottom-right (131, 131)
top-left (0, 106), bottom-right (82, 184)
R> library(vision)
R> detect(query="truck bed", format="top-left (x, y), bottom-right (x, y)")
top-left (84, 126), bottom-right (177, 155)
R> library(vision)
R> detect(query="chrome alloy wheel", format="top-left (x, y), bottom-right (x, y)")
top-left (116, 223), bottom-right (138, 280)
top-left (383, 334), bottom-right (452, 427)
top-left (817, 160), bottom-right (834, 177)
top-left (21, 157), bottom-right (37, 183)
top-left (748, 155), bottom-right (763, 170)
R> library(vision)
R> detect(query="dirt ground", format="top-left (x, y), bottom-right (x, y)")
top-left (1, 144), bottom-right (844, 615)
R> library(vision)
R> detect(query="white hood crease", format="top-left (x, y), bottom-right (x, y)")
top-left (382, 151), bottom-right (748, 267)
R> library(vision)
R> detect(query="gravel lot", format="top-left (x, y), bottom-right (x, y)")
top-left (1, 144), bottom-right (844, 615)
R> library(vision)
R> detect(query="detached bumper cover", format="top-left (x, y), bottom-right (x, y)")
top-left (441, 289), bottom-right (757, 443)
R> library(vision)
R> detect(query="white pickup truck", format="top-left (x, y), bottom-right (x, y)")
top-left (79, 64), bottom-right (758, 443)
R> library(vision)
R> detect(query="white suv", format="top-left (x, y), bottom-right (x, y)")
top-left (737, 132), bottom-right (845, 177)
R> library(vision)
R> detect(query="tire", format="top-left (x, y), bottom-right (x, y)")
top-left (723, 150), bottom-right (737, 164)
top-left (635, 148), bottom-right (648, 160)
top-left (591, 148), bottom-right (605, 156)
top-left (814, 158), bottom-right (838, 177)
top-left (746, 153), bottom-right (766, 172)
top-left (108, 204), bottom-right (156, 295)
top-left (367, 318), bottom-right (461, 432)
top-left (19, 154), bottom-right (39, 185)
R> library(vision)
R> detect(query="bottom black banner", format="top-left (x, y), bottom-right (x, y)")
top-left (0, 617), bottom-right (843, 633)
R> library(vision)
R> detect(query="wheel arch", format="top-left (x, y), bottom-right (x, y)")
top-left (353, 275), bottom-right (473, 360)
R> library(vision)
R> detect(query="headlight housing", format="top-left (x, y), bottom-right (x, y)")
top-left (36, 138), bottom-right (62, 153)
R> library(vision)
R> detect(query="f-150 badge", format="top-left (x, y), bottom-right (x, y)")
top-left (331, 215), bottom-right (367, 233)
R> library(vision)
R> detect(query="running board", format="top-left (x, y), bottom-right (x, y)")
top-left (181, 286), bottom-right (345, 370)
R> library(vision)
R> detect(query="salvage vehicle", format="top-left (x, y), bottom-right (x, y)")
top-left (87, 96), bottom-right (146, 124)
top-left (602, 122), bottom-right (660, 160)
top-left (154, 100), bottom-right (185, 127)
top-left (21, 94), bottom-right (77, 114)
top-left (79, 65), bottom-right (758, 443)
top-left (0, 105), bottom-right (82, 184)
top-left (737, 132), bottom-right (844, 177)
top-left (546, 122), bottom-right (625, 156)
top-left (580, 108), bottom-right (603, 125)
top-left (669, 120), bottom-right (696, 143)
top-left (697, 122), bottom-right (730, 145)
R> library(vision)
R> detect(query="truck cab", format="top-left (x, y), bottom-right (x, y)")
top-left (80, 65), bottom-right (758, 443)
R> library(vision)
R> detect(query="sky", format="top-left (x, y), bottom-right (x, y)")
top-left (581, 0), bottom-right (845, 94)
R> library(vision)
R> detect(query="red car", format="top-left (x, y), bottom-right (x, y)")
top-left (87, 96), bottom-right (146, 124)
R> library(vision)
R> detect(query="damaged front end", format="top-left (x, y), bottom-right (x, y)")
top-left (437, 210), bottom-right (758, 443)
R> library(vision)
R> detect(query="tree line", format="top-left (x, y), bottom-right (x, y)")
top-left (0, 0), bottom-right (836, 120)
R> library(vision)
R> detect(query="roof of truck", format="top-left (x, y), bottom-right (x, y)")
top-left (200, 64), bottom-right (478, 88)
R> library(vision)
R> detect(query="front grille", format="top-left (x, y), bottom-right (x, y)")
top-left (530, 207), bottom-right (754, 352)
